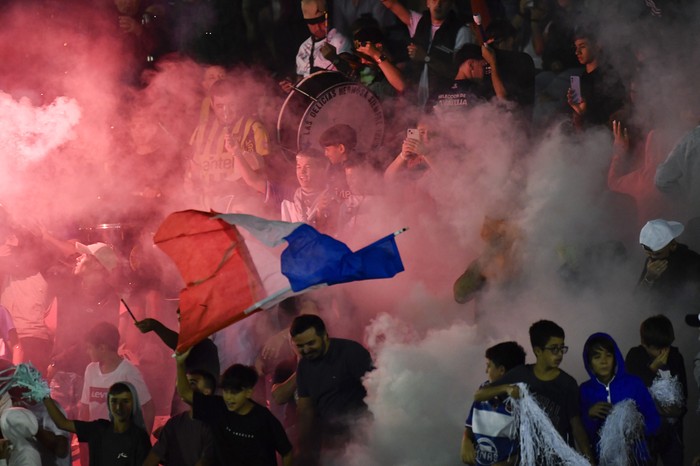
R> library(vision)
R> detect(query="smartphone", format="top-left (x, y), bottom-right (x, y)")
top-left (570, 75), bottom-right (581, 104)
top-left (407, 128), bottom-right (420, 141)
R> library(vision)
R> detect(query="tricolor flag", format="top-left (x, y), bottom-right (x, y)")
top-left (154, 210), bottom-right (405, 351)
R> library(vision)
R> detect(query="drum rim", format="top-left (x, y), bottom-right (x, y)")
top-left (295, 81), bottom-right (384, 153)
top-left (277, 71), bottom-right (351, 153)
top-left (78, 223), bottom-right (128, 231)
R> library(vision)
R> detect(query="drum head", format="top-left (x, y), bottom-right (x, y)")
top-left (277, 71), bottom-right (384, 155)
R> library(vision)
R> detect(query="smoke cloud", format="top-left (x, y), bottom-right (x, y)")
top-left (2, 0), bottom-right (700, 464)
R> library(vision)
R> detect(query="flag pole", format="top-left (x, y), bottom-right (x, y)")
top-left (243, 227), bottom-right (408, 315)
top-left (243, 286), bottom-right (293, 315)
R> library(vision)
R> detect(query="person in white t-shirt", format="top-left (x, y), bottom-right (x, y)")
top-left (79, 322), bottom-right (153, 427)
top-left (78, 322), bottom-right (153, 465)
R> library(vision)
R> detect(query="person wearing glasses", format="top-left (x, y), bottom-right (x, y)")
top-left (473, 320), bottom-right (595, 464)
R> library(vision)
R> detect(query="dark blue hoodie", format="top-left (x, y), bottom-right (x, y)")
top-left (579, 332), bottom-right (660, 457)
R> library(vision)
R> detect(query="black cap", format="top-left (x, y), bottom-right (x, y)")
top-left (352, 14), bottom-right (384, 44)
top-left (685, 314), bottom-right (700, 327)
top-left (455, 43), bottom-right (483, 65)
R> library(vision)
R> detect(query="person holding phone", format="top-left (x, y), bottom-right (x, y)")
top-left (384, 117), bottom-right (434, 182)
top-left (566, 28), bottom-right (625, 130)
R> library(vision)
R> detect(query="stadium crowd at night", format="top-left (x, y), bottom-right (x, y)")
top-left (0, 0), bottom-right (700, 464)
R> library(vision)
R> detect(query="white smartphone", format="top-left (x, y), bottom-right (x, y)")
top-left (407, 128), bottom-right (420, 141)
top-left (570, 75), bottom-right (581, 104)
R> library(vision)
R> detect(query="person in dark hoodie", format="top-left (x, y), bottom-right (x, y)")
top-left (43, 381), bottom-right (151, 466)
top-left (579, 332), bottom-right (660, 463)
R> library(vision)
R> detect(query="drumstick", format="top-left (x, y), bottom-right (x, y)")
top-left (473, 13), bottom-right (487, 46)
top-left (120, 299), bottom-right (138, 322)
top-left (289, 86), bottom-right (318, 102)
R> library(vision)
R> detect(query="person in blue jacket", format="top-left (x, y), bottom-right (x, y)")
top-left (579, 332), bottom-right (660, 462)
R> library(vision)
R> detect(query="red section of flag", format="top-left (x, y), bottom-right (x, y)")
top-left (154, 210), bottom-right (266, 351)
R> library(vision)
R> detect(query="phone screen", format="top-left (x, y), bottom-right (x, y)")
top-left (570, 76), bottom-right (581, 104)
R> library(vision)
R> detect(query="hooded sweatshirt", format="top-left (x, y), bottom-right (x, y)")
top-left (579, 332), bottom-right (660, 457)
top-left (74, 382), bottom-right (151, 466)
top-left (107, 382), bottom-right (146, 432)
top-left (0, 407), bottom-right (40, 466)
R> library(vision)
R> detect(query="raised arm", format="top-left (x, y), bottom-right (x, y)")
top-left (175, 348), bottom-right (194, 405)
top-left (43, 397), bottom-right (76, 434)
top-left (356, 43), bottom-right (406, 94)
top-left (271, 372), bottom-right (298, 405)
top-left (384, 138), bottom-right (425, 181)
top-left (379, 0), bottom-right (411, 27)
top-left (481, 45), bottom-right (507, 101)
top-left (135, 317), bottom-right (179, 350)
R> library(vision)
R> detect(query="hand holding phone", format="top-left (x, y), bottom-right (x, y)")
top-left (569, 76), bottom-right (581, 104)
top-left (403, 129), bottom-right (422, 160)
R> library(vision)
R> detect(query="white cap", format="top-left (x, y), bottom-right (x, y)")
top-left (639, 219), bottom-right (684, 252)
top-left (75, 242), bottom-right (118, 271)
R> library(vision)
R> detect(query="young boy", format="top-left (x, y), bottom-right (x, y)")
top-left (625, 315), bottom-right (687, 465)
top-left (144, 369), bottom-right (216, 466)
top-left (176, 350), bottom-right (293, 466)
top-left (579, 332), bottom-right (660, 462)
top-left (43, 382), bottom-right (152, 465)
top-left (461, 341), bottom-right (526, 465)
top-left (80, 322), bottom-right (154, 432)
top-left (474, 320), bottom-right (594, 463)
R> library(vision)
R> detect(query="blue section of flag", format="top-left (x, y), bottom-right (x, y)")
top-left (281, 224), bottom-right (404, 292)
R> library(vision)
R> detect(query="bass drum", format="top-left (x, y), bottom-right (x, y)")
top-left (77, 222), bottom-right (136, 255)
top-left (277, 71), bottom-right (384, 156)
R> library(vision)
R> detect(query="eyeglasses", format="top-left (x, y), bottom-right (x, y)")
top-left (543, 345), bottom-right (568, 355)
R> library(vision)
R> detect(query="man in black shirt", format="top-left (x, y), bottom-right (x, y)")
top-left (291, 314), bottom-right (373, 463)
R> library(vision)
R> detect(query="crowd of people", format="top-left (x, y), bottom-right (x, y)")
top-left (0, 0), bottom-right (700, 464)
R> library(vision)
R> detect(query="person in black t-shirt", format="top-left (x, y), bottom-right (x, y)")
top-left (144, 369), bottom-right (216, 466)
top-left (290, 314), bottom-right (373, 463)
top-left (43, 382), bottom-right (151, 466)
top-left (567, 28), bottom-right (625, 130)
top-left (176, 354), bottom-right (293, 466)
